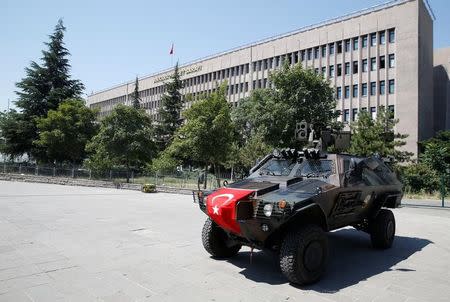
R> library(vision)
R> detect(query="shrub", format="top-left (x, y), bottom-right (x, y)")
top-left (142, 183), bottom-right (156, 193)
top-left (399, 163), bottom-right (440, 194)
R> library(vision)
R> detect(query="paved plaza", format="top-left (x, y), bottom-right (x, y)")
top-left (0, 181), bottom-right (449, 302)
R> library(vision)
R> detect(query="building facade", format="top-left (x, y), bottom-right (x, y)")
top-left (434, 47), bottom-right (450, 132)
top-left (87, 0), bottom-right (436, 157)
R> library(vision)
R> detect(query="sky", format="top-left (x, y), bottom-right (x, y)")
top-left (1, 0), bottom-right (449, 111)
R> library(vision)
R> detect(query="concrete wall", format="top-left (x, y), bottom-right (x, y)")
top-left (434, 47), bottom-right (450, 131)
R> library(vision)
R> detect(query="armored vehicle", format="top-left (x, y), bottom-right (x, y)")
top-left (193, 128), bottom-right (403, 285)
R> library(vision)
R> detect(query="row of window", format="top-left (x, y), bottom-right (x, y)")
top-left (336, 79), bottom-right (395, 99)
top-left (317, 54), bottom-right (395, 77)
top-left (338, 105), bottom-right (395, 123)
top-left (302, 28), bottom-right (395, 61)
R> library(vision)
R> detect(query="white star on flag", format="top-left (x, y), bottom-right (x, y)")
top-left (212, 205), bottom-right (219, 215)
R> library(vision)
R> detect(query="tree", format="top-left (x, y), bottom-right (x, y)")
top-left (233, 62), bottom-right (338, 148)
top-left (156, 62), bottom-right (183, 148)
top-left (7, 19), bottom-right (84, 160)
top-left (167, 84), bottom-right (234, 180)
top-left (421, 138), bottom-right (450, 205)
top-left (86, 105), bottom-right (155, 182)
top-left (0, 110), bottom-right (35, 159)
top-left (132, 76), bottom-right (141, 109)
top-left (34, 99), bottom-right (98, 165)
top-left (348, 109), bottom-right (412, 162)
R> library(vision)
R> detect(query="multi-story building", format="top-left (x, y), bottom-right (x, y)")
top-left (87, 0), bottom-right (438, 157)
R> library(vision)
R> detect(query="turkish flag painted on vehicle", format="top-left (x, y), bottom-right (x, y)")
top-left (206, 188), bottom-right (255, 235)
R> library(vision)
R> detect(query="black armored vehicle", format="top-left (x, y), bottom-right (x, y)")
top-left (193, 131), bottom-right (403, 285)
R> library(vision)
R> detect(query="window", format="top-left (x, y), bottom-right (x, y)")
top-left (314, 47), bottom-right (319, 59)
top-left (344, 86), bottom-right (350, 98)
top-left (353, 61), bottom-right (358, 74)
top-left (361, 107), bottom-right (367, 112)
top-left (329, 65), bottom-right (335, 77)
top-left (388, 54), bottom-right (395, 68)
top-left (362, 35), bottom-right (368, 48)
top-left (352, 84), bottom-right (358, 98)
top-left (322, 66), bottom-right (326, 75)
top-left (321, 45), bottom-right (326, 57)
top-left (314, 68), bottom-right (319, 74)
top-left (337, 87), bottom-right (342, 99)
top-left (379, 31), bottom-right (386, 45)
top-left (257, 61), bottom-right (262, 71)
top-left (370, 33), bottom-right (377, 46)
top-left (388, 105), bottom-right (395, 116)
top-left (370, 107), bottom-right (376, 119)
top-left (389, 79), bottom-right (395, 94)
top-left (344, 109), bottom-right (350, 122)
top-left (307, 49), bottom-right (312, 60)
top-left (231, 67), bottom-right (235, 76)
top-left (389, 28), bottom-right (395, 43)
top-left (337, 64), bottom-right (342, 76)
top-left (294, 52), bottom-right (299, 64)
top-left (337, 41), bottom-right (342, 54)
top-left (379, 56), bottom-right (386, 69)
top-left (268, 59), bottom-right (273, 69)
top-left (301, 50), bottom-right (305, 61)
top-left (275, 57), bottom-right (280, 67)
top-left (345, 39), bottom-right (350, 52)
top-left (263, 78), bottom-right (267, 88)
top-left (345, 62), bottom-right (350, 75)
top-left (362, 59), bottom-right (368, 72)
top-left (329, 43), bottom-right (335, 55)
top-left (379, 80), bottom-right (385, 95)
top-left (370, 57), bottom-right (377, 71)
top-left (352, 108), bottom-right (358, 121)
top-left (245, 82), bottom-right (249, 92)
top-left (337, 110), bottom-right (342, 122)
top-left (353, 37), bottom-right (359, 50)
top-left (370, 82), bottom-right (376, 95)
top-left (362, 83), bottom-right (368, 96)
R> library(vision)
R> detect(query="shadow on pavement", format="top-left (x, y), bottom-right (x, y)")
top-left (225, 228), bottom-right (432, 292)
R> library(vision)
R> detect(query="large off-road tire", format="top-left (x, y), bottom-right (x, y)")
top-left (370, 209), bottom-right (396, 249)
top-left (279, 225), bottom-right (329, 285)
top-left (202, 218), bottom-right (241, 258)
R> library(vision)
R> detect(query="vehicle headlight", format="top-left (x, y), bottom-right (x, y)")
top-left (263, 203), bottom-right (273, 217)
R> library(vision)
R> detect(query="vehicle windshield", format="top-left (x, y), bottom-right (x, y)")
top-left (296, 160), bottom-right (334, 178)
top-left (259, 158), bottom-right (296, 176)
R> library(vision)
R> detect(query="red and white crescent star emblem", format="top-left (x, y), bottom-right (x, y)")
top-left (210, 194), bottom-right (234, 215)
top-left (206, 188), bottom-right (255, 235)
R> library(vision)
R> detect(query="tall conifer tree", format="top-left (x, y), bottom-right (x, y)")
top-left (156, 62), bottom-right (183, 149)
top-left (3, 19), bottom-right (84, 160)
top-left (132, 76), bottom-right (141, 109)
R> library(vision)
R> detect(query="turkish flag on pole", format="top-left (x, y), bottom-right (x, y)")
top-left (169, 43), bottom-right (174, 55)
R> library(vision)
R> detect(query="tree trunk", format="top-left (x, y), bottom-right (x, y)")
top-left (203, 164), bottom-right (208, 189)
top-left (126, 162), bottom-right (130, 183)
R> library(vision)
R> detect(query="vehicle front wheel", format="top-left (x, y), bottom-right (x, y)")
top-left (201, 218), bottom-right (241, 258)
top-left (279, 225), bottom-right (329, 285)
top-left (370, 209), bottom-right (396, 249)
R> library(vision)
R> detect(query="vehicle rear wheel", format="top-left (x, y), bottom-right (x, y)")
top-left (202, 218), bottom-right (241, 258)
top-left (279, 225), bottom-right (329, 285)
top-left (370, 209), bottom-right (396, 249)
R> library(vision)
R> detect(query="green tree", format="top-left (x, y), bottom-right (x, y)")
top-left (422, 139), bottom-right (450, 205)
top-left (6, 19), bottom-right (84, 160)
top-left (167, 84), bottom-right (234, 181)
top-left (348, 109), bottom-right (412, 162)
top-left (86, 105), bottom-right (155, 182)
top-left (233, 62), bottom-right (338, 148)
top-left (34, 99), bottom-right (98, 165)
top-left (156, 62), bottom-right (183, 148)
top-left (132, 76), bottom-right (141, 109)
top-left (0, 110), bottom-right (34, 159)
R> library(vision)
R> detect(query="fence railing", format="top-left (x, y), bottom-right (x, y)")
top-left (0, 163), bottom-right (241, 190)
